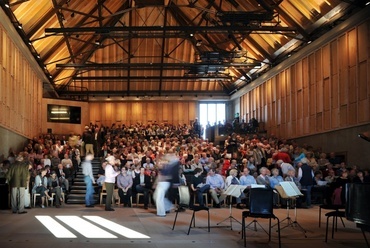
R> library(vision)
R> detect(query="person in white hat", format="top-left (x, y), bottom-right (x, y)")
top-left (104, 155), bottom-right (120, 211)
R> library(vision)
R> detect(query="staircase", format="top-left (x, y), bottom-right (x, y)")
top-left (66, 158), bottom-right (101, 204)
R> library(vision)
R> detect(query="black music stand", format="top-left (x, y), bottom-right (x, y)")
top-left (217, 184), bottom-right (247, 230)
top-left (275, 182), bottom-right (307, 237)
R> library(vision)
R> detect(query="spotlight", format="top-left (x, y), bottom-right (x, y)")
top-left (17, 23), bottom-right (22, 29)
top-left (5, 3), bottom-right (10, 8)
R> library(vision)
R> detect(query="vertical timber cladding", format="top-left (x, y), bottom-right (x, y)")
top-left (0, 24), bottom-right (42, 138)
top-left (88, 101), bottom-right (198, 127)
top-left (240, 19), bottom-right (370, 139)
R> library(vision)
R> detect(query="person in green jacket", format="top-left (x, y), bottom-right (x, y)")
top-left (7, 153), bottom-right (32, 214)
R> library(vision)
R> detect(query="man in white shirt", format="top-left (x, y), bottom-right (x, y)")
top-left (104, 156), bottom-right (120, 211)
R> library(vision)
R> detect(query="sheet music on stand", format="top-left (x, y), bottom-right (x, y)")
top-left (275, 181), bottom-right (307, 237)
top-left (279, 182), bottom-right (303, 198)
top-left (219, 185), bottom-right (248, 203)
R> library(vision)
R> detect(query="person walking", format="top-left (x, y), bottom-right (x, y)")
top-left (104, 155), bottom-right (120, 211)
top-left (82, 153), bottom-right (96, 207)
top-left (7, 153), bottom-right (32, 214)
top-left (153, 153), bottom-right (179, 217)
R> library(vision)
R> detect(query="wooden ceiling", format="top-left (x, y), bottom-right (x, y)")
top-left (1, 0), bottom-right (367, 101)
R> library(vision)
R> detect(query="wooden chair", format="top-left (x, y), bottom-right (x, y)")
top-left (32, 193), bottom-right (48, 207)
top-left (193, 192), bottom-right (209, 207)
top-left (99, 183), bottom-right (114, 205)
top-left (136, 192), bottom-right (151, 207)
top-left (114, 188), bottom-right (132, 207)
top-left (50, 192), bottom-right (65, 207)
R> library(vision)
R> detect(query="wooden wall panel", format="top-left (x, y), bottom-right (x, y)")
top-left (348, 28), bottom-right (357, 67)
top-left (322, 44), bottom-right (330, 78)
top-left (358, 61), bottom-right (368, 101)
top-left (0, 24), bottom-right (42, 138)
top-left (331, 40), bottom-right (338, 75)
top-left (323, 78), bottom-right (330, 111)
top-left (238, 20), bottom-right (370, 139)
top-left (302, 57), bottom-right (308, 89)
top-left (294, 60), bottom-right (303, 90)
top-left (358, 22), bottom-right (369, 63)
top-left (331, 74), bottom-right (339, 109)
top-left (338, 34), bottom-right (348, 70)
top-left (348, 103), bottom-right (357, 125)
top-left (315, 50), bottom-right (322, 82)
top-left (316, 79), bottom-right (323, 113)
top-left (348, 66), bottom-right (357, 103)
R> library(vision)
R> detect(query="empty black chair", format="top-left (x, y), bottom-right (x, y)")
top-left (241, 187), bottom-right (281, 248)
top-left (172, 185), bottom-right (210, 235)
top-left (319, 204), bottom-right (345, 227)
top-left (325, 210), bottom-right (346, 242)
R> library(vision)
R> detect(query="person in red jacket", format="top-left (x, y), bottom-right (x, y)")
top-left (272, 147), bottom-right (292, 163)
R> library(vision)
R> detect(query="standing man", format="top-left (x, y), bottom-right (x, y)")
top-left (82, 153), bottom-right (95, 207)
top-left (298, 160), bottom-right (314, 208)
top-left (93, 127), bottom-right (102, 157)
top-left (83, 126), bottom-right (94, 157)
top-left (7, 153), bottom-right (32, 214)
top-left (104, 156), bottom-right (120, 211)
top-left (193, 118), bottom-right (201, 137)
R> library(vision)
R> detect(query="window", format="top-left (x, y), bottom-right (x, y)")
top-left (199, 102), bottom-right (226, 133)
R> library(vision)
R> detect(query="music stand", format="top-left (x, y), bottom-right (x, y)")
top-left (217, 184), bottom-right (247, 230)
top-left (275, 182), bottom-right (307, 237)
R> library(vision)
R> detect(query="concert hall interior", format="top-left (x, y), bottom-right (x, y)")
top-left (0, 0), bottom-right (370, 247)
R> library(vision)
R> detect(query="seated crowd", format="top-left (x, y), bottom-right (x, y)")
top-left (1, 121), bottom-right (369, 210)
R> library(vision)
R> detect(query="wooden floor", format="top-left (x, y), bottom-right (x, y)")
top-left (0, 203), bottom-right (367, 248)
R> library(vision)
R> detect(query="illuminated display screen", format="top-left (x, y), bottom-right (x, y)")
top-left (47, 104), bottom-right (81, 124)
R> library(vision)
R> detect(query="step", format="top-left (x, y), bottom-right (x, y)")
top-left (70, 189), bottom-right (87, 194)
top-left (70, 185), bottom-right (88, 190)
top-left (66, 195), bottom-right (98, 204)
top-left (73, 182), bottom-right (86, 186)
